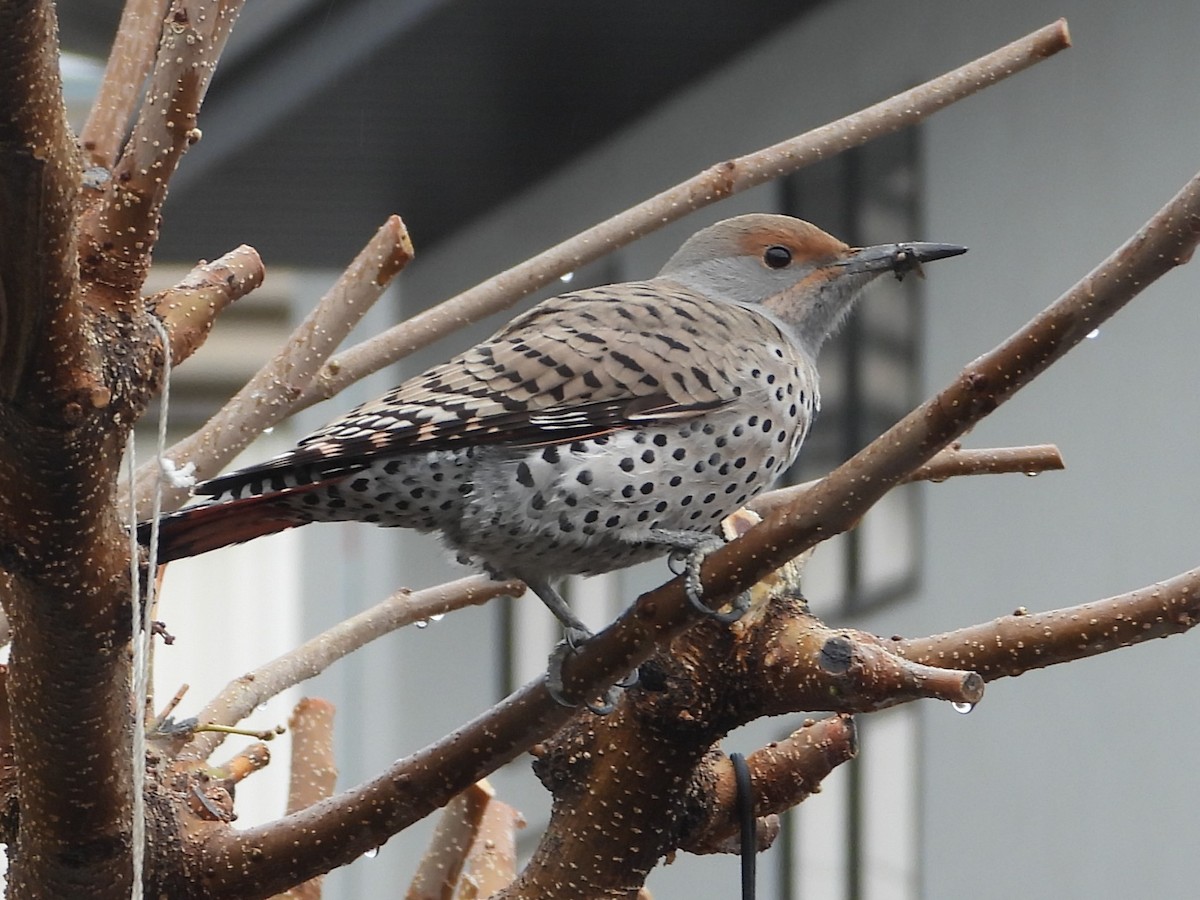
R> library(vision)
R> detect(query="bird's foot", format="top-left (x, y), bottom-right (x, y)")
top-left (547, 629), bottom-right (636, 715)
top-left (655, 530), bottom-right (751, 624)
top-left (524, 576), bottom-right (637, 714)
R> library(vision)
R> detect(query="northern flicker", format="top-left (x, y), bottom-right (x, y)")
top-left (144, 214), bottom-right (965, 701)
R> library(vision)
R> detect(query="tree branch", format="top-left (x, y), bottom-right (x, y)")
top-left (79, 0), bottom-right (172, 170)
top-left (175, 574), bottom-right (519, 764)
top-left (894, 565), bottom-right (1200, 678)
top-left (748, 442), bottom-right (1064, 518)
top-left (78, 0), bottom-right (246, 298)
top-left (292, 20), bottom-right (1072, 411)
top-left (407, 781), bottom-right (523, 900)
top-left (271, 699), bottom-right (336, 900)
top-left (131, 216), bottom-right (413, 517)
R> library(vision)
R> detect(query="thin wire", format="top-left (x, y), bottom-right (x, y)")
top-left (130, 316), bottom-right (173, 900)
top-left (731, 752), bottom-right (756, 900)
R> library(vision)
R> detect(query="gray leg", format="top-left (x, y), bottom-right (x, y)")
top-left (523, 575), bottom-right (628, 713)
top-left (647, 529), bottom-right (751, 624)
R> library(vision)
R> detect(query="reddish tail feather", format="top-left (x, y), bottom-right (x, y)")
top-left (138, 492), bottom-right (308, 563)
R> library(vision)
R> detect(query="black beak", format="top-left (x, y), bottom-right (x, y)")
top-left (840, 241), bottom-right (968, 281)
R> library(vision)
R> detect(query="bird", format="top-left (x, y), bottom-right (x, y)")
top-left (143, 214), bottom-right (965, 704)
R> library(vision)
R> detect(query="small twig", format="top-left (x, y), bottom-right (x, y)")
top-left (79, 0), bottom-right (171, 169)
top-left (150, 683), bottom-right (190, 732)
top-left (132, 216), bottom-right (413, 517)
top-left (748, 443), bottom-right (1064, 518)
top-left (293, 20), bottom-right (1072, 410)
top-left (197, 723), bottom-right (284, 741)
top-left (176, 575), bottom-right (520, 763)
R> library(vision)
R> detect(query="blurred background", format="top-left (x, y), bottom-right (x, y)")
top-left (55, 1), bottom-right (1200, 897)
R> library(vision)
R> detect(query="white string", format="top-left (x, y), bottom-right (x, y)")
top-left (129, 316), bottom-right (174, 900)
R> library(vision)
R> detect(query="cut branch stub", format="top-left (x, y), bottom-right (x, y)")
top-left (151, 245), bottom-right (265, 365)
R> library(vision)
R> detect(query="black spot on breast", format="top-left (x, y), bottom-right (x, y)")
top-left (577, 469), bottom-right (594, 485)
top-left (516, 461), bottom-right (534, 487)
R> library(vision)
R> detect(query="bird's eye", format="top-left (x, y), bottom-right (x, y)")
top-left (763, 245), bottom-right (792, 269)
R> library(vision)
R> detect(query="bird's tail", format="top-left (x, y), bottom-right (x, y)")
top-left (138, 493), bottom-right (305, 563)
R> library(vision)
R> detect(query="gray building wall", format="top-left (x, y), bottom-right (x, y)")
top-left (300, 1), bottom-right (1200, 896)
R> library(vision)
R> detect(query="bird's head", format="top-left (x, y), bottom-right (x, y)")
top-left (657, 213), bottom-right (966, 356)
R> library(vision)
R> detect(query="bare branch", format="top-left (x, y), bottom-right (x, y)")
top-left (749, 443), bottom-right (1065, 518)
top-left (895, 565), bottom-right (1200, 678)
top-left (293, 21), bottom-right (1072, 410)
top-left (151, 245), bottom-right (265, 365)
top-left (79, 0), bottom-right (171, 168)
top-left (283, 699), bottom-right (336, 814)
top-left (407, 781), bottom-right (523, 899)
top-left (78, 0), bottom-right (246, 298)
top-left (271, 699), bottom-right (337, 900)
top-left (132, 216), bottom-right (413, 517)
top-left (176, 575), bottom-right (519, 763)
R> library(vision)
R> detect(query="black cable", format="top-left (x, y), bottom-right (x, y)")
top-left (730, 752), bottom-right (756, 900)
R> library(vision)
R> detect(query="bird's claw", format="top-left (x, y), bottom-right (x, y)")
top-left (546, 630), bottom-right (637, 714)
top-left (683, 544), bottom-right (751, 624)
